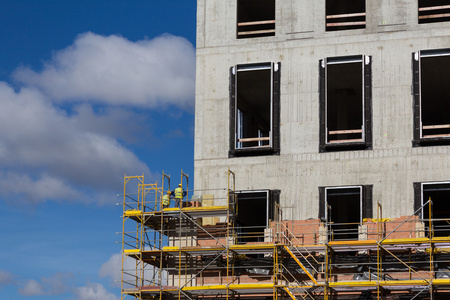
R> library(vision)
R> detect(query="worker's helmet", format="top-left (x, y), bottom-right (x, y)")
top-left (167, 191), bottom-right (171, 194)
top-left (178, 184), bottom-right (182, 187)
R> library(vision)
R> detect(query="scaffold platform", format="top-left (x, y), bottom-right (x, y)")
top-left (120, 171), bottom-right (450, 300)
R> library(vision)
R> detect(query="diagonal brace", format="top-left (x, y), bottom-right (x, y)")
top-left (283, 245), bottom-right (318, 285)
top-left (180, 210), bottom-right (227, 248)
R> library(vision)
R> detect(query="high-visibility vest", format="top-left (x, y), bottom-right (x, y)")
top-left (175, 187), bottom-right (183, 199)
top-left (162, 194), bottom-right (170, 206)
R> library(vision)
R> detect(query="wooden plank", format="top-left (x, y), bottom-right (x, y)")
top-left (419, 5), bottom-right (450, 12)
top-left (202, 194), bottom-right (218, 226)
top-left (329, 129), bottom-right (363, 135)
top-left (238, 29), bottom-right (276, 36)
top-left (423, 124), bottom-right (450, 130)
top-left (240, 145), bottom-right (271, 149)
top-left (327, 22), bottom-right (366, 27)
top-left (326, 12), bottom-right (366, 19)
top-left (419, 13), bottom-right (450, 19)
top-left (238, 20), bottom-right (275, 26)
top-left (238, 137), bottom-right (270, 142)
top-left (423, 134), bottom-right (450, 138)
top-left (328, 139), bottom-right (364, 144)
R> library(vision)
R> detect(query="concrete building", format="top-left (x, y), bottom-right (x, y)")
top-left (194, 0), bottom-right (450, 234)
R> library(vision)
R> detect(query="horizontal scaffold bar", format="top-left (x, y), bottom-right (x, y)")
top-left (162, 243), bottom-right (276, 255)
top-left (330, 279), bottom-right (450, 288)
top-left (183, 283), bottom-right (275, 292)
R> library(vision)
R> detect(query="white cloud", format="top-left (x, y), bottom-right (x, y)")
top-left (100, 253), bottom-right (167, 288)
top-left (20, 279), bottom-right (44, 295)
top-left (99, 253), bottom-right (122, 286)
top-left (100, 253), bottom-right (138, 287)
top-left (0, 270), bottom-right (14, 288)
top-left (75, 282), bottom-right (119, 300)
top-left (0, 82), bottom-right (151, 203)
top-left (0, 172), bottom-right (81, 203)
top-left (68, 104), bottom-right (150, 145)
top-left (14, 32), bottom-right (195, 108)
top-left (19, 273), bottom-right (72, 296)
top-left (0, 31), bottom-right (195, 204)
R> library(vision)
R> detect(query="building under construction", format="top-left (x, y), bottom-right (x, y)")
top-left (121, 1), bottom-right (450, 299)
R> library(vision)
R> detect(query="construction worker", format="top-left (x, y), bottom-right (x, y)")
top-left (162, 191), bottom-right (171, 209)
top-left (174, 183), bottom-right (186, 208)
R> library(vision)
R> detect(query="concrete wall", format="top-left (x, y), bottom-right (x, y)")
top-left (194, 0), bottom-right (450, 220)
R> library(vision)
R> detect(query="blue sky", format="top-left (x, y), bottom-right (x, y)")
top-left (0, 1), bottom-right (196, 299)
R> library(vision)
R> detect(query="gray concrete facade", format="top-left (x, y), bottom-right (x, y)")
top-left (194, 0), bottom-right (450, 221)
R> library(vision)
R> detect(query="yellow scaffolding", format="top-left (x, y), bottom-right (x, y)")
top-left (121, 172), bottom-right (450, 300)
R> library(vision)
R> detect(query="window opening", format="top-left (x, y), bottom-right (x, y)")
top-left (413, 50), bottom-right (450, 145)
top-left (319, 55), bottom-right (372, 151)
top-left (235, 191), bottom-right (270, 244)
top-left (236, 64), bottom-right (272, 149)
top-left (326, 57), bottom-right (364, 143)
top-left (325, 187), bottom-right (362, 241)
top-left (419, 0), bottom-right (450, 24)
top-left (230, 62), bottom-right (280, 157)
top-left (326, 0), bottom-right (366, 31)
top-left (237, 0), bottom-right (275, 39)
top-left (421, 182), bottom-right (450, 237)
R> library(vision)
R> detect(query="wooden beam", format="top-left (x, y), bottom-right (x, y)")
top-left (328, 139), bottom-right (364, 144)
top-left (419, 5), bottom-right (450, 12)
top-left (419, 13), bottom-right (450, 19)
top-left (238, 145), bottom-right (271, 149)
top-left (238, 20), bottom-right (275, 26)
top-left (328, 129), bottom-right (363, 135)
top-left (237, 29), bottom-right (276, 36)
top-left (423, 134), bottom-right (450, 138)
top-left (423, 124), bottom-right (450, 130)
top-left (238, 137), bottom-right (270, 142)
top-left (326, 22), bottom-right (366, 27)
top-left (326, 12), bottom-right (366, 19)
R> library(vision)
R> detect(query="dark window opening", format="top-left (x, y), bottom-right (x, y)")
top-left (229, 62), bottom-right (280, 157)
top-left (319, 56), bottom-right (372, 152)
top-left (327, 60), bottom-right (363, 142)
top-left (327, 187), bottom-right (361, 241)
top-left (235, 190), bottom-right (279, 244)
top-left (413, 50), bottom-right (450, 146)
top-left (237, 66), bottom-right (271, 149)
top-left (419, 0), bottom-right (450, 24)
top-left (319, 186), bottom-right (372, 241)
top-left (237, 0), bottom-right (275, 39)
top-left (326, 0), bottom-right (366, 31)
top-left (415, 182), bottom-right (450, 237)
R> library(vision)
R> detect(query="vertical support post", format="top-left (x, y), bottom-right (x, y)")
top-left (274, 246), bottom-right (278, 286)
top-left (121, 176), bottom-right (129, 300)
top-left (159, 205), bottom-right (163, 300)
top-left (178, 250), bottom-right (181, 300)
top-left (409, 250), bottom-right (412, 280)
top-left (377, 202), bottom-right (382, 300)
top-left (139, 181), bottom-right (146, 289)
top-left (159, 177), bottom-right (166, 296)
top-left (178, 209), bottom-right (182, 300)
top-left (428, 197), bottom-right (433, 240)
top-left (227, 169), bottom-right (230, 300)
top-left (162, 171), bottom-right (170, 210)
top-left (429, 197), bottom-right (434, 285)
top-left (324, 244), bottom-right (330, 300)
top-left (227, 168), bottom-right (235, 300)
top-left (181, 170), bottom-right (189, 202)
